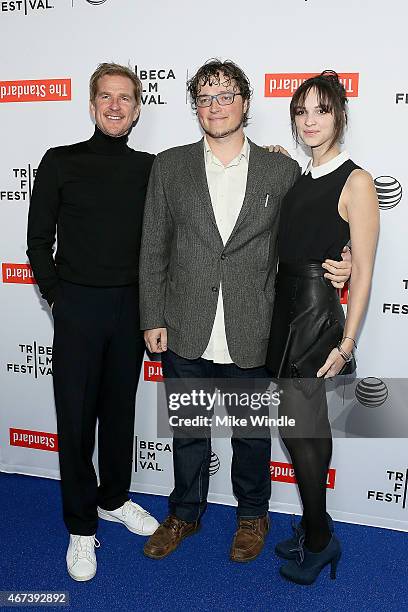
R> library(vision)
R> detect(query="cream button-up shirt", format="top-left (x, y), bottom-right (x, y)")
top-left (201, 136), bottom-right (250, 363)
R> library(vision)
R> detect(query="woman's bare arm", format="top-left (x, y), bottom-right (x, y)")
top-left (317, 169), bottom-right (379, 377)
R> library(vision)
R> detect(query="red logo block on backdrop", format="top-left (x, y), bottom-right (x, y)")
top-left (264, 73), bottom-right (359, 98)
top-left (9, 428), bottom-right (58, 452)
top-left (339, 282), bottom-right (349, 305)
top-left (270, 461), bottom-right (336, 489)
top-left (2, 263), bottom-right (36, 284)
top-left (0, 79), bottom-right (72, 103)
top-left (144, 361), bottom-right (163, 382)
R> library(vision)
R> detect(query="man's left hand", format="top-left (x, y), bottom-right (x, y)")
top-left (322, 246), bottom-right (352, 288)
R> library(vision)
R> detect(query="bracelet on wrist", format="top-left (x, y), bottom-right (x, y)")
top-left (341, 336), bottom-right (357, 349)
top-left (337, 342), bottom-right (353, 363)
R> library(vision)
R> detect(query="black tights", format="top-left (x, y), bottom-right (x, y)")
top-left (279, 379), bottom-right (332, 552)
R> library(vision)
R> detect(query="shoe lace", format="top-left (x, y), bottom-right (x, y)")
top-left (72, 535), bottom-right (100, 561)
top-left (290, 514), bottom-right (302, 536)
top-left (122, 500), bottom-right (151, 522)
top-left (290, 534), bottom-right (305, 565)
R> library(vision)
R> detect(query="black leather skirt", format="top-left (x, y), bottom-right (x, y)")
top-left (266, 262), bottom-right (346, 378)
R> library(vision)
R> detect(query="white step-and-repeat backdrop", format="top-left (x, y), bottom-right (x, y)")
top-left (1, 0), bottom-right (407, 531)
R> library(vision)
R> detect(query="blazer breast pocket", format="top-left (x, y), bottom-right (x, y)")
top-left (252, 191), bottom-right (280, 227)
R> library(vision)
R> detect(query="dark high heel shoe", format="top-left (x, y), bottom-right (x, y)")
top-left (275, 513), bottom-right (334, 560)
top-left (279, 534), bottom-right (341, 585)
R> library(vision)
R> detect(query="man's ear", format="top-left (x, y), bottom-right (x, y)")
top-left (133, 103), bottom-right (141, 123)
top-left (89, 99), bottom-right (96, 120)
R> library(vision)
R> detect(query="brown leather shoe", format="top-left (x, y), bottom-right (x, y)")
top-left (143, 515), bottom-right (200, 559)
top-left (230, 515), bottom-right (270, 562)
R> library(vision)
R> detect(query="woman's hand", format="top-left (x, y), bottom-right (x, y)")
top-left (263, 144), bottom-right (291, 157)
top-left (317, 347), bottom-right (349, 378)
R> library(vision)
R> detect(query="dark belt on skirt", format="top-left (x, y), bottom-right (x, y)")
top-left (277, 262), bottom-right (326, 278)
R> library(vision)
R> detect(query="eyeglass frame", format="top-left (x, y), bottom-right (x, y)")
top-left (194, 91), bottom-right (243, 108)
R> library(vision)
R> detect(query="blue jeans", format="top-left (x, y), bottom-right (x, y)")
top-left (162, 348), bottom-right (271, 523)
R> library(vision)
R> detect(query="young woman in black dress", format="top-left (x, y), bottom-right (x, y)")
top-left (266, 71), bottom-right (379, 585)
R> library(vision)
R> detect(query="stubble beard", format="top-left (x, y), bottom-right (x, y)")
top-left (99, 123), bottom-right (131, 139)
top-left (201, 115), bottom-right (244, 140)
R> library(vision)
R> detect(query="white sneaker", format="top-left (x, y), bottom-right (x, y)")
top-left (97, 500), bottom-right (159, 536)
top-left (66, 535), bottom-right (100, 582)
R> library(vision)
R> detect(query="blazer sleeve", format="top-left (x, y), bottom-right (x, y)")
top-left (139, 154), bottom-right (174, 330)
top-left (26, 149), bottom-right (60, 306)
top-left (291, 159), bottom-right (301, 186)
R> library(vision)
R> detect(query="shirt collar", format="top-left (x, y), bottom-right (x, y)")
top-left (304, 150), bottom-right (349, 179)
top-left (88, 125), bottom-right (129, 156)
top-left (204, 135), bottom-right (250, 166)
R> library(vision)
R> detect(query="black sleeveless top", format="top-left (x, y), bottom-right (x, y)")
top-left (278, 158), bottom-right (360, 263)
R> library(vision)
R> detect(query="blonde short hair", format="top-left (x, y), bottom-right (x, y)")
top-left (89, 62), bottom-right (142, 105)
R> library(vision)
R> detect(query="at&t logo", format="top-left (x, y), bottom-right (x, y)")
top-left (355, 378), bottom-right (388, 407)
top-left (209, 451), bottom-right (220, 476)
top-left (71, 0), bottom-right (108, 6)
top-left (374, 176), bottom-right (402, 210)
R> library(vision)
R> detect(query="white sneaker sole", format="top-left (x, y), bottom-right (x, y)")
top-left (97, 507), bottom-right (156, 536)
top-left (67, 567), bottom-right (96, 582)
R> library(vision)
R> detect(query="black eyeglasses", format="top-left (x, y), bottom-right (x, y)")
top-left (195, 92), bottom-right (242, 108)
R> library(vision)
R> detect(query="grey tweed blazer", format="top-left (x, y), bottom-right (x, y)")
top-left (139, 138), bottom-right (300, 368)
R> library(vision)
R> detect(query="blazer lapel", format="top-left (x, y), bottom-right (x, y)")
top-left (225, 140), bottom-right (269, 246)
top-left (187, 139), bottom-right (219, 231)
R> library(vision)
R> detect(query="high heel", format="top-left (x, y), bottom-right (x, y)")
top-left (330, 550), bottom-right (341, 579)
top-left (279, 534), bottom-right (341, 585)
top-left (275, 513), bottom-right (334, 560)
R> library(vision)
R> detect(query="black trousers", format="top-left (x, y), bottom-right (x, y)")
top-left (162, 349), bottom-right (271, 523)
top-left (52, 281), bottom-right (145, 535)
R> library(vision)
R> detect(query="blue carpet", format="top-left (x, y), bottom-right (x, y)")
top-left (0, 472), bottom-right (406, 612)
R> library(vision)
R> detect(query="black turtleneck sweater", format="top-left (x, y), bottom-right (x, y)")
top-left (27, 127), bottom-right (155, 305)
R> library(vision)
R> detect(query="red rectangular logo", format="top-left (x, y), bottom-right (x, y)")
top-left (2, 263), bottom-right (36, 284)
top-left (264, 73), bottom-right (359, 98)
top-left (339, 282), bottom-right (349, 305)
top-left (0, 79), bottom-right (72, 103)
top-left (144, 360), bottom-right (163, 382)
top-left (270, 461), bottom-right (336, 489)
top-left (10, 428), bottom-right (58, 452)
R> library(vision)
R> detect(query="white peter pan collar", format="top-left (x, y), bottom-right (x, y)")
top-left (304, 150), bottom-right (350, 179)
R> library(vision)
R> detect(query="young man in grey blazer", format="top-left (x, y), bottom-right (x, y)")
top-left (139, 59), bottom-right (350, 562)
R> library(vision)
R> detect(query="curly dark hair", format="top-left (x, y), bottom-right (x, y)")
top-left (187, 59), bottom-right (252, 127)
top-left (290, 70), bottom-right (348, 150)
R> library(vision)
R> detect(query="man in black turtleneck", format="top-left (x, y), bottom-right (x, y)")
top-left (27, 63), bottom-right (159, 582)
